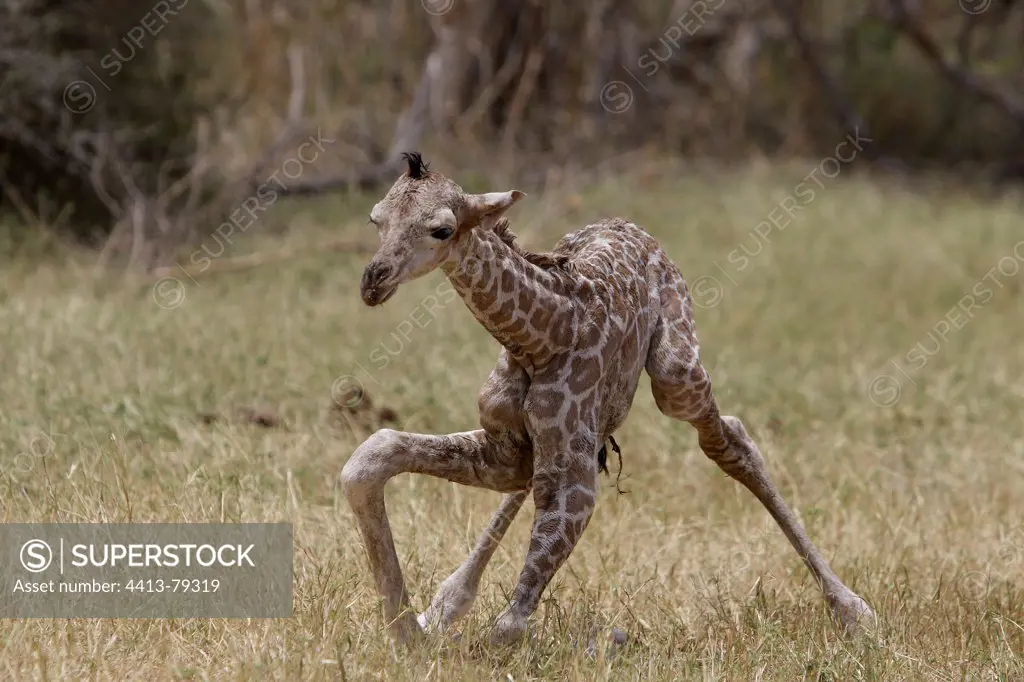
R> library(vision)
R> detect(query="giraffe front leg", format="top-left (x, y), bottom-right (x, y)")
top-left (341, 429), bottom-right (531, 644)
top-left (491, 436), bottom-right (600, 645)
top-left (418, 490), bottom-right (529, 634)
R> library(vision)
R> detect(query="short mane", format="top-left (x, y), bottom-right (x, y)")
top-left (492, 217), bottom-right (570, 270)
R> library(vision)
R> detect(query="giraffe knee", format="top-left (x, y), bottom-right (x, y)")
top-left (717, 416), bottom-right (766, 475)
top-left (722, 417), bottom-right (763, 460)
top-left (721, 415), bottom-right (747, 437)
top-left (341, 428), bottom-right (402, 500)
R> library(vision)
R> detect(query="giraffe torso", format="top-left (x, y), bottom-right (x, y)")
top-left (477, 218), bottom-right (681, 460)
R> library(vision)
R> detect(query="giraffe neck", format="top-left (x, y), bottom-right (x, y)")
top-left (442, 229), bottom-right (576, 367)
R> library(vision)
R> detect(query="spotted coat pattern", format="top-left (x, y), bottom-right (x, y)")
top-left (342, 160), bottom-right (875, 646)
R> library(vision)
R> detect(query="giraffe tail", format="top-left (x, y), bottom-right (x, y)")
top-left (597, 436), bottom-right (629, 494)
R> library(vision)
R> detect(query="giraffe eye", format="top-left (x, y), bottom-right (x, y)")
top-left (430, 226), bottom-right (454, 240)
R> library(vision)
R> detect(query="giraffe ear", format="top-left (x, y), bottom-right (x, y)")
top-left (461, 190), bottom-right (526, 230)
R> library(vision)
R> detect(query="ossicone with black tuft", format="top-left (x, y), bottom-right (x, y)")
top-left (401, 151), bottom-right (429, 179)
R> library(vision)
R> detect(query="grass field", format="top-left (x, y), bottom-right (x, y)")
top-left (2, 160), bottom-right (1023, 680)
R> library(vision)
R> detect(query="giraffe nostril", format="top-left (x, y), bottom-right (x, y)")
top-left (360, 261), bottom-right (398, 306)
top-left (362, 262), bottom-right (392, 288)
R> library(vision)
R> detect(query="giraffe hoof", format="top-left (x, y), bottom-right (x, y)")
top-left (829, 590), bottom-right (876, 633)
top-left (489, 612), bottom-right (528, 647)
top-left (391, 613), bottom-right (425, 646)
top-left (416, 612), bottom-right (466, 643)
top-left (583, 627), bottom-right (628, 659)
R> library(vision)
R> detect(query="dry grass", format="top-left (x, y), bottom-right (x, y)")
top-left (1, 162), bottom-right (1023, 680)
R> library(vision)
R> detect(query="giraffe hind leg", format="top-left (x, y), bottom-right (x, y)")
top-left (645, 280), bottom-right (875, 631)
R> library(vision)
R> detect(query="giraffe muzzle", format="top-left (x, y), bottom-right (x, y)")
top-left (360, 261), bottom-right (398, 306)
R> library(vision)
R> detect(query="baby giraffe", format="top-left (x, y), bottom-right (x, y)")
top-left (342, 153), bottom-right (874, 646)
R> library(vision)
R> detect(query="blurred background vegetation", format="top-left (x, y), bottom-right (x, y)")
top-left (1, 0), bottom-right (1022, 269)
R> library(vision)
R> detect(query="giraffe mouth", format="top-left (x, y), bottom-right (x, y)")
top-left (363, 284), bottom-right (398, 307)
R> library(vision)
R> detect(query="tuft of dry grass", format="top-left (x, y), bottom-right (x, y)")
top-left (1, 163), bottom-right (1023, 680)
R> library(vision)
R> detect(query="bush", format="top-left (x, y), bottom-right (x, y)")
top-left (0, 0), bottom-right (214, 245)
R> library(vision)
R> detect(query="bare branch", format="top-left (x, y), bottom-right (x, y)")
top-left (771, 0), bottom-right (874, 143)
top-left (245, 43), bottom-right (309, 189)
top-left (270, 40), bottom-right (450, 197)
top-left (887, 0), bottom-right (1024, 128)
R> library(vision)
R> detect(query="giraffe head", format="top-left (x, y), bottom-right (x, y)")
top-left (360, 152), bottom-right (525, 306)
